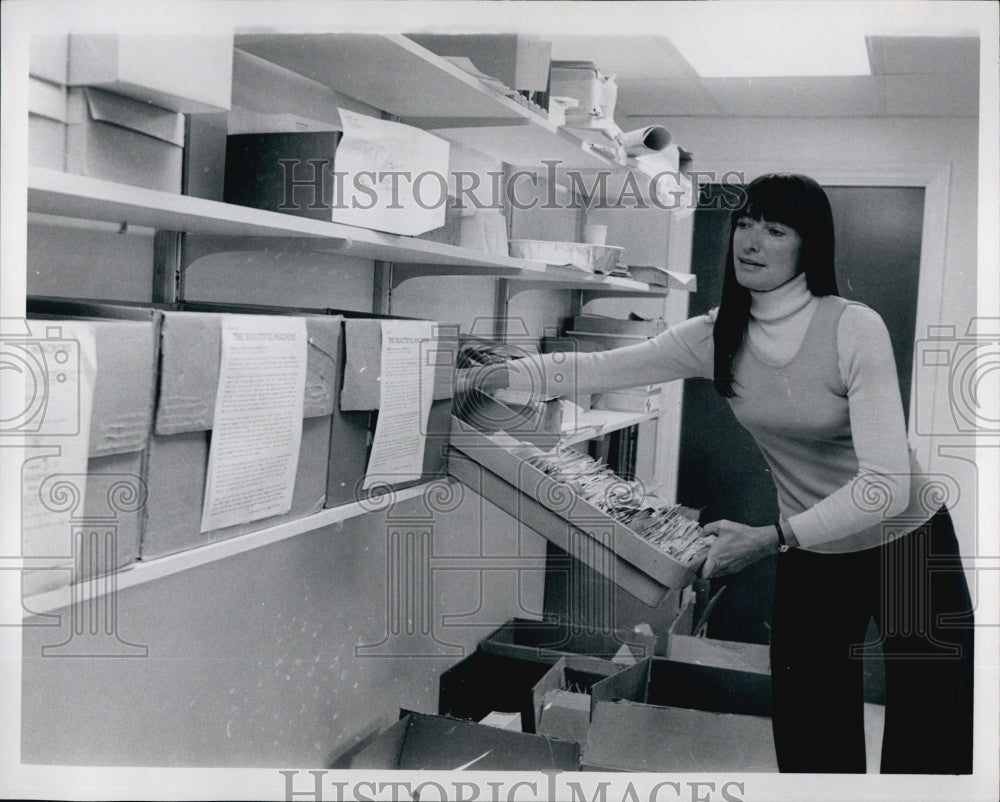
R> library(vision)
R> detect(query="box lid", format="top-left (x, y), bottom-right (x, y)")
top-left (154, 312), bottom-right (339, 435)
top-left (28, 76), bottom-right (68, 123)
top-left (88, 319), bottom-right (156, 456)
top-left (67, 87), bottom-right (185, 147)
top-left (24, 316), bottom-right (156, 457)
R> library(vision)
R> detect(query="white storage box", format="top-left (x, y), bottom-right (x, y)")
top-left (68, 33), bottom-right (233, 113)
top-left (65, 88), bottom-right (185, 192)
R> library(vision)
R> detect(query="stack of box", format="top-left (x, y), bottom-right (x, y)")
top-left (28, 34), bottom-right (234, 191)
top-left (423, 611), bottom-right (776, 772)
top-left (21, 315), bottom-right (157, 596)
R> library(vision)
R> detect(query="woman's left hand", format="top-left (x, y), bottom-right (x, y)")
top-left (699, 520), bottom-right (780, 578)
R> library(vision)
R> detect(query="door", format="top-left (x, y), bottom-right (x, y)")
top-left (676, 185), bottom-right (925, 654)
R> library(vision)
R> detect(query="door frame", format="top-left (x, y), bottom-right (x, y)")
top-left (684, 160), bottom-right (951, 469)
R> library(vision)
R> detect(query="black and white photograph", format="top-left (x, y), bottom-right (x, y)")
top-left (1, 1), bottom-right (997, 800)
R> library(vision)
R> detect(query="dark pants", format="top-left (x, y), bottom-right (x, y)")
top-left (770, 508), bottom-right (974, 773)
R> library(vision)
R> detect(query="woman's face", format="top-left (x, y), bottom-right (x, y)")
top-left (732, 216), bottom-right (803, 292)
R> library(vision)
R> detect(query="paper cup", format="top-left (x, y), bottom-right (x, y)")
top-left (583, 224), bottom-right (608, 245)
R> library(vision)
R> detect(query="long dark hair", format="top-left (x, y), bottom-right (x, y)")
top-left (713, 173), bottom-right (839, 397)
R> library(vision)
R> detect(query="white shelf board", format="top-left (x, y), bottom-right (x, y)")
top-left (235, 33), bottom-right (531, 121)
top-left (559, 409), bottom-right (662, 447)
top-left (29, 169), bottom-right (669, 297)
top-left (21, 482), bottom-right (429, 618)
top-left (429, 125), bottom-right (613, 170)
top-left (28, 168), bottom-right (537, 271)
top-left (234, 33), bottom-right (614, 170)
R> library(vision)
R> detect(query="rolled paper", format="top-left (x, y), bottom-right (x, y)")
top-left (621, 125), bottom-right (672, 156)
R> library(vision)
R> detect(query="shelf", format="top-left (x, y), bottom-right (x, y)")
top-left (559, 408), bottom-right (662, 447)
top-left (30, 169), bottom-right (670, 298)
top-left (234, 33), bottom-right (614, 170)
top-left (20, 482), bottom-right (430, 618)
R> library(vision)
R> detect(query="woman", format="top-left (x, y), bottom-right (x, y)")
top-left (460, 173), bottom-right (974, 774)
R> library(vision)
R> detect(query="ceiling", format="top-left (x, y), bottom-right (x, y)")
top-left (547, 35), bottom-right (980, 119)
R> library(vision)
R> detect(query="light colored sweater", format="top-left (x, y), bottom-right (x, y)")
top-left (505, 273), bottom-right (935, 553)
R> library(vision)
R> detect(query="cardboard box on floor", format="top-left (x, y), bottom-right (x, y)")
top-left (583, 700), bottom-right (778, 772)
top-left (666, 591), bottom-right (772, 675)
top-left (533, 656), bottom-right (650, 744)
top-left (581, 657), bottom-right (776, 772)
top-left (478, 617), bottom-right (658, 664)
top-left (21, 315), bottom-right (156, 597)
top-left (350, 710), bottom-right (579, 771)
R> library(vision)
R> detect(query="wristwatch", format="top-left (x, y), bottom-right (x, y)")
top-left (775, 521), bottom-right (791, 553)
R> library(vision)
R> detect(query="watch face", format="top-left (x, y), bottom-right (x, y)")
top-left (778, 544), bottom-right (790, 553)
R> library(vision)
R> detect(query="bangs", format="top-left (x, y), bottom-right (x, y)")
top-left (732, 174), bottom-right (815, 232)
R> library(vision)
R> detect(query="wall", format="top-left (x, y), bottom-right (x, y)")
top-left (21, 491), bottom-right (547, 767)
top-left (23, 157), bottom-right (557, 769)
top-left (630, 113), bottom-right (982, 580)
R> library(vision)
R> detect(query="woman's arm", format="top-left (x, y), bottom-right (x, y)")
top-left (457, 312), bottom-right (716, 399)
top-left (786, 304), bottom-right (911, 548)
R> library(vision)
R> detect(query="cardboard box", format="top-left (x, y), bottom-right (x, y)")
top-left (68, 33), bottom-right (233, 113)
top-left (645, 656), bottom-right (771, 717)
top-left (666, 596), bottom-right (772, 675)
top-left (407, 34), bottom-right (552, 92)
top-left (21, 317), bottom-right (156, 596)
top-left (448, 420), bottom-right (701, 605)
top-left (479, 617), bottom-right (658, 663)
top-left (141, 311), bottom-right (339, 558)
top-left (581, 657), bottom-right (776, 772)
top-left (222, 112), bottom-right (450, 236)
top-left (339, 318), bottom-right (458, 494)
top-left (438, 649), bottom-right (556, 733)
top-left (549, 61), bottom-right (618, 122)
top-left (223, 130), bottom-right (341, 219)
top-left (350, 711), bottom-right (579, 771)
top-left (582, 700), bottom-right (778, 772)
top-left (28, 76), bottom-right (67, 170)
top-left (169, 301), bottom-right (441, 507)
top-left (25, 301), bottom-right (349, 559)
top-left (65, 88), bottom-right (184, 193)
top-left (533, 656), bottom-right (650, 743)
top-left (30, 34), bottom-right (69, 84)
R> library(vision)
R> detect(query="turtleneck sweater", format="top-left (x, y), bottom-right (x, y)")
top-left (499, 273), bottom-right (930, 553)
top-left (746, 272), bottom-right (817, 365)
